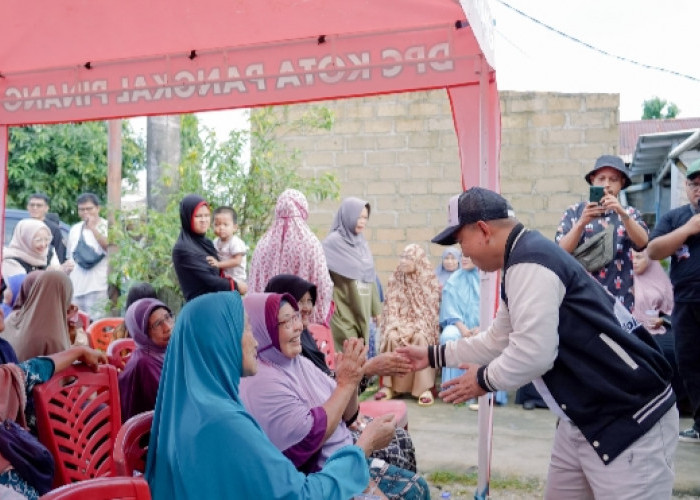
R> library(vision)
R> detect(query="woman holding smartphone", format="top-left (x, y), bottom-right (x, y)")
top-left (555, 155), bottom-right (649, 311)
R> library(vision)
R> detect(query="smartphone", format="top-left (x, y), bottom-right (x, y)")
top-left (589, 186), bottom-right (605, 204)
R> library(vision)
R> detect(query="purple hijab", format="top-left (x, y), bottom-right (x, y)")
top-left (239, 293), bottom-right (352, 472)
top-left (118, 298), bottom-right (171, 421)
top-left (322, 197), bottom-right (376, 283)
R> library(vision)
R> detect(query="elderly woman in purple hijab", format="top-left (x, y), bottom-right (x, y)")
top-left (118, 298), bottom-right (174, 421)
top-left (239, 293), bottom-right (429, 500)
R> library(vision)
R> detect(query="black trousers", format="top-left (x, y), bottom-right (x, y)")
top-left (672, 301), bottom-right (700, 429)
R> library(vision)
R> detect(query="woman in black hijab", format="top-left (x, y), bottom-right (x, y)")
top-left (172, 194), bottom-right (237, 302)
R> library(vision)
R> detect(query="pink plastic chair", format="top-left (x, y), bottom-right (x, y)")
top-left (107, 338), bottom-right (137, 372)
top-left (33, 364), bottom-right (122, 487)
top-left (307, 323), bottom-right (336, 370)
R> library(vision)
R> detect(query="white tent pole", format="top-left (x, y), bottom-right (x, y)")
top-left (0, 125), bottom-right (8, 256)
top-left (475, 53), bottom-right (494, 500)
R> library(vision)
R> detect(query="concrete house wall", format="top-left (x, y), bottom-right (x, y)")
top-left (266, 90), bottom-right (619, 285)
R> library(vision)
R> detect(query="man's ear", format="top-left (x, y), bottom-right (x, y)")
top-left (475, 220), bottom-right (491, 238)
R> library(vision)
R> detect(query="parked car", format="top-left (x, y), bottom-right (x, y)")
top-left (3, 208), bottom-right (71, 247)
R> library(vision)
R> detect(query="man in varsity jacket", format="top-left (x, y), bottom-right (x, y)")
top-left (399, 187), bottom-right (677, 499)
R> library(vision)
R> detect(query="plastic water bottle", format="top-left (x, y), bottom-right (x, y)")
top-left (440, 492), bottom-right (451, 499)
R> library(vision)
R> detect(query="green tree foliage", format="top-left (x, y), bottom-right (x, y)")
top-left (642, 97), bottom-right (680, 120)
top-left (7, 121), bottom-right (144, 223)
top-left (109, 107), bottom-right (340, 311)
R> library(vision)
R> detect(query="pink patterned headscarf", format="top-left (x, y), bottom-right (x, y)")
top-left (248, 189), bottom-right (333, 325)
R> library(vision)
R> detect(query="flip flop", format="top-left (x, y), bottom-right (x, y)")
top-left (417, 390), bottom-right (434, 407)
top-left (374, 387), bottom-right (394, 401)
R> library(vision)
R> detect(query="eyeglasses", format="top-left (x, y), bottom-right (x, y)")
top-left (149, 312), bottom-right (174, 332)
top-left (277, 311), bottom-right (302, 330)
top-left (686, 181), bottom-right (700, 192)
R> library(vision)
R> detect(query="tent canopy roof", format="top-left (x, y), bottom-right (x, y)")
top-left (1, 0), bottom-right (496, 126)
top-left (5, 0), bottom-right (470, 74)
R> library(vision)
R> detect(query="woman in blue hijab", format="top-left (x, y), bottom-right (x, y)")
top-left (439, 256), bottom-right (507, 406)
top-left (145, 291), bottom-right (372, 500)
top-left (434, 248), bottom-right (461, 288)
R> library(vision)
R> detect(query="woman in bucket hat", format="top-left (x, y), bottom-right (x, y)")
top-left (556, 155), bottom-right (649, 310)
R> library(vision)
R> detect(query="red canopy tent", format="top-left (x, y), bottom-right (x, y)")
top-left (1, 0), bottom-right (500, 492)
top-left (0, 0), bottom-right (500, 203)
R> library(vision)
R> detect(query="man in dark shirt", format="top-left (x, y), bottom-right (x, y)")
top-left (648, 158), bottom-right (700, 443)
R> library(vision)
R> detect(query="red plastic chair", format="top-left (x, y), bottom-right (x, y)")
top-left (87, 317), bottom-right (124, 352)
top-left (41, 476), bottom-right (151, 500)
top-left (307, 323), bottom-right (336, 370)
top-left (113, 410), bottom-right (154, 477)
top-left (307, 324), bottom-right (408, 429)
top-left (33, 364), bottom-right (122, 487)
top-left (107, 338), bottom-right (137, 372)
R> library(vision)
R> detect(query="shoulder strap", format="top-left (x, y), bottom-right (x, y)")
top-left (5, 257), bottom-right (38, 274)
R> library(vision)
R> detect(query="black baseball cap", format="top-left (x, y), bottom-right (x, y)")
top-left (432, 187), bottom-right (513, 246)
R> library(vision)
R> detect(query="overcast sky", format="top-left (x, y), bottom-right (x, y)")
top-left (490, 0), bottom-right (700, 121)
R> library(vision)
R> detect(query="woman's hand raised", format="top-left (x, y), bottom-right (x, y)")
top-left (334, 338), bottom-right (366, 388)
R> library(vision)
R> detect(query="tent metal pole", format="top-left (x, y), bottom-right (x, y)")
top-left (0, 125), bottom-right (8, 256)
top-left (474, 53), bottom-right (494, 500)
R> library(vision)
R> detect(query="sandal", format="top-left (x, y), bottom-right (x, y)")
top-left (374, 387), bottom-right (394, 401)
top-left (417, 390), bottom-right (434, 407)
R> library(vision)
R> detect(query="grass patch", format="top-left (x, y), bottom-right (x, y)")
top-left (428, 470), bottom-right (544, 494)
top-left (673, 486), bottom-right (700, 498)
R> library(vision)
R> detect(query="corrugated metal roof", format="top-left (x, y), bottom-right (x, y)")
top-left (619, 118), bottom-right (700, 156)
top-left (628, 130), bottom-right (696, 177)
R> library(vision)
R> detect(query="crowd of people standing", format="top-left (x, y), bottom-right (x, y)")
top-left (1, 152), bottom-right (697, 499)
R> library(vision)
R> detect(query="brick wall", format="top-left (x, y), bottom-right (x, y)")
top-left (263, 90), bottom-right (619, 285)
top-left (499, 91), bottom-right (619, 236)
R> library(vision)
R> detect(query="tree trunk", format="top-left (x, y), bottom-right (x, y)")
top-left (146, 115), bottom-right (181, 210)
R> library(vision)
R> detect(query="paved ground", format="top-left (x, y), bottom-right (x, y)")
top-left (397, 394), bottom-right (700, 499)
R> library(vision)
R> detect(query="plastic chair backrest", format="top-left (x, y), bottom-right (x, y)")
top-left (87, 317), bottom-right (124, 351)
top-left (77, 311), bottom-right (90, 331)
top-left (33, 364), bottom-right (122, 487)
top-left (41, 476), bottom-right (151, 500)
top-left (113, 410), bottom-right (154, 476)
top-left (107, 338), bottom-right (137, 372)
top-left (307, 323), bottom-right (336, 370)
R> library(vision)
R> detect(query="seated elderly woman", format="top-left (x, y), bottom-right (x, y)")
top-left (265, 275), bottom-right (416, 471)
top-left (240, 292), bottom-right (429, 500)
top-left (145, 291), bottom-right (389, 500)
top-left (1, 346), bottom-right (106, 499)
top-left (118, 298), bottom-right (173, 421)
top-left (376, 244), bottom-right (441, 406)
top-left (3, 270), bottom-right (73, 362)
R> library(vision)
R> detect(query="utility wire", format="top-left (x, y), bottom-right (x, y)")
top-left (495, 0), bottom-right (700, 83)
